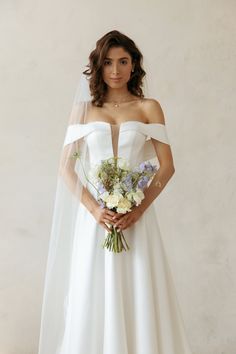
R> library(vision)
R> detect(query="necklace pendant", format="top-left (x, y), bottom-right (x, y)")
top-left (114, 103), bottom-right (119, 108)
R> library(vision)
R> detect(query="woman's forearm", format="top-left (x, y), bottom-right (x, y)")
top-left (80, 186), bottom-right (100, 215)
top-left (138, 165), bottom-right (175, 214)
top-left (60, 167), bottom-right (99, 214)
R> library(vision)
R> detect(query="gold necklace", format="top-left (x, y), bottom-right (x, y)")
top-left (105, 94), bottom-right (134, 108)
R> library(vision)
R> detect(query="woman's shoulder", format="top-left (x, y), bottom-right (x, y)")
top-left (141, 98), bottom-right (166, 125)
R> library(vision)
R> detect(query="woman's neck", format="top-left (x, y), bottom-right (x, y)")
top-left (104, 88), bottom-right (132, 102)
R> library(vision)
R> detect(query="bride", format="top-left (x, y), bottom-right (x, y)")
top-left (80, 40), bottom-right (175, 234)
top-left (38, 29), bottom-right (194, 354)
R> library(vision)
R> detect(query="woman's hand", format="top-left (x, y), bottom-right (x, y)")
top-left (92, 205), bottom-right (123, 232)
top-left (113, 206), bottom-right (144, 231)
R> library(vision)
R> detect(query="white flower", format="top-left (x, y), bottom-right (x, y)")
top-left (127, 192), bottom-right (134, 201)
top-left (99, 191), bottom-right (110, 201)
top-left (127, 189), bottom-right (144, 205)
top-left (113, 182), bottom-right (121, 190)
top-left (117, 197), bottom-right (132, 213)
top-left (132, 189), bottom-right (145, 205)
top-left (106, 194), bottom-right (121, 208)
top-left (113, 189), bottom-right (123, 198)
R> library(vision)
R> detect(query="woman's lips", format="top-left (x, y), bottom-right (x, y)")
top-left (110, 78), bottom-right (122, 81)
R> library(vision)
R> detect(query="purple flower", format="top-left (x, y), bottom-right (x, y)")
top-left (138, 175), bottom-right (149, 190)
top-left (98, 182), bottom-right (106, 194)
top-left (139, 162), bottom-right (146, 172)
top-left (139, 161), bottom-right (157, 173)
top-left (123, 174), bottom-right (133, 192)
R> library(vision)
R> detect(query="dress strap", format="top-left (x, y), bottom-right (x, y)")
top-left (63, 123), bottom-right (108, 146)
top-left (140, 123), bottom-right (170, 145)
top-left (121, 122), bottom-right (170, 145)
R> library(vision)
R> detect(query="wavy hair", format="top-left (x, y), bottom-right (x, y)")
top-left (83, 30), bottom-right (146, 107)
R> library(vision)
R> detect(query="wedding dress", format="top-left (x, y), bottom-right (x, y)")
top-left (37, 74), bottom-right (193, 354)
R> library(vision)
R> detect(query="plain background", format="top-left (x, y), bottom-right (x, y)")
top-left (0, 0), bottom-right (235, 353)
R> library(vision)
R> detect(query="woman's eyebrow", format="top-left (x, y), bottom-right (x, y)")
top-left (104, 57), bottom-right (129, 60)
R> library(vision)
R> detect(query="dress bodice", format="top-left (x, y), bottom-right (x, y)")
top-left (63, 120), bottom-right (170, 167)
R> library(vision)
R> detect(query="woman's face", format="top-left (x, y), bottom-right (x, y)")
top-left (102, 46), bottom-right (134, 89)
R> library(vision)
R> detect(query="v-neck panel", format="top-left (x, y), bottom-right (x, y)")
top-left (83, 120), bottom-right (150, 158)
top-left (109, 124), bottom-right (120, 158)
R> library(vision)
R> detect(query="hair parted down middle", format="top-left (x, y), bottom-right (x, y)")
top-left (83, 30), bottom-right (146, 107)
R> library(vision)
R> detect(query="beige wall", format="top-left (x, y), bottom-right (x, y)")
top-left (0, 0), bottom-right (235, 353)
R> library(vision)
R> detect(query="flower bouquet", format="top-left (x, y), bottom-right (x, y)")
top-left (72, 153), bottom-right (157, 253)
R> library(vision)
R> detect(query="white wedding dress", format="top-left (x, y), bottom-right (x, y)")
top-left (54, 120), bottom-right (193, 354)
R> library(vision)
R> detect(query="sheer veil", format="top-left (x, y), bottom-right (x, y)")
top-left (38, 72), bottom-right (92, 354)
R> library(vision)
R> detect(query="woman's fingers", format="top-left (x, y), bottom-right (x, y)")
top-left (102, 215), bottom-right (135, 232)
top-left (106, 209), bottom-right (123, 220)
top-left (101, 215), bottom-right (125, 231)
top-left (105, 209), bottom-right (117, 217)
top-left (114, 215), bottom-right (127, 228)
top-left (103, 218), bottom-right (114, 225)
top-left (103, 214), bottom-right (117, 224)
top-left (103, 212), bottom-right (121, 223)
top-left (115, 214), bottom-right (136, 230)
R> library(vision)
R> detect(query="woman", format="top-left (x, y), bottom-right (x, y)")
top-left (38, 30), bottom-right (193, 354)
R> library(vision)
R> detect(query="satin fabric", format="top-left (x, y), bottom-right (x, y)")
top-left (56, 121), bottom-right (193, 354)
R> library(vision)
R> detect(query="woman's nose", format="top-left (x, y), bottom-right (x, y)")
top-left (112, 64), bottom-right (119, 74)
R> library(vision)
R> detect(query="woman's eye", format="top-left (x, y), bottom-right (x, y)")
top-left (104, 60), bottom-right (128, 65)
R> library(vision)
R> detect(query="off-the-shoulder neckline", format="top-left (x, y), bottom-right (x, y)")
top-left (73, 120), bottom-right (165, 127)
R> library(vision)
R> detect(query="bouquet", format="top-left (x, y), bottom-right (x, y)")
top-left (72, 153), bottom-right (157, 253)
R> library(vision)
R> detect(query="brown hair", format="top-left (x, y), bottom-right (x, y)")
top-left (83, 30), bottom-right (146, 107)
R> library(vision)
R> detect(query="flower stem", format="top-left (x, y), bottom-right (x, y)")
top-left (102, 225), bottom-right (130, 253)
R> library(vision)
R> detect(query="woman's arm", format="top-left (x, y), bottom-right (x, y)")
top-left (138, 98), bottom-right (175, 213)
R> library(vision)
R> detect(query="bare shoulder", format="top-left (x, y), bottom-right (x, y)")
top-left (141, 98), bottom-right (166, 124)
